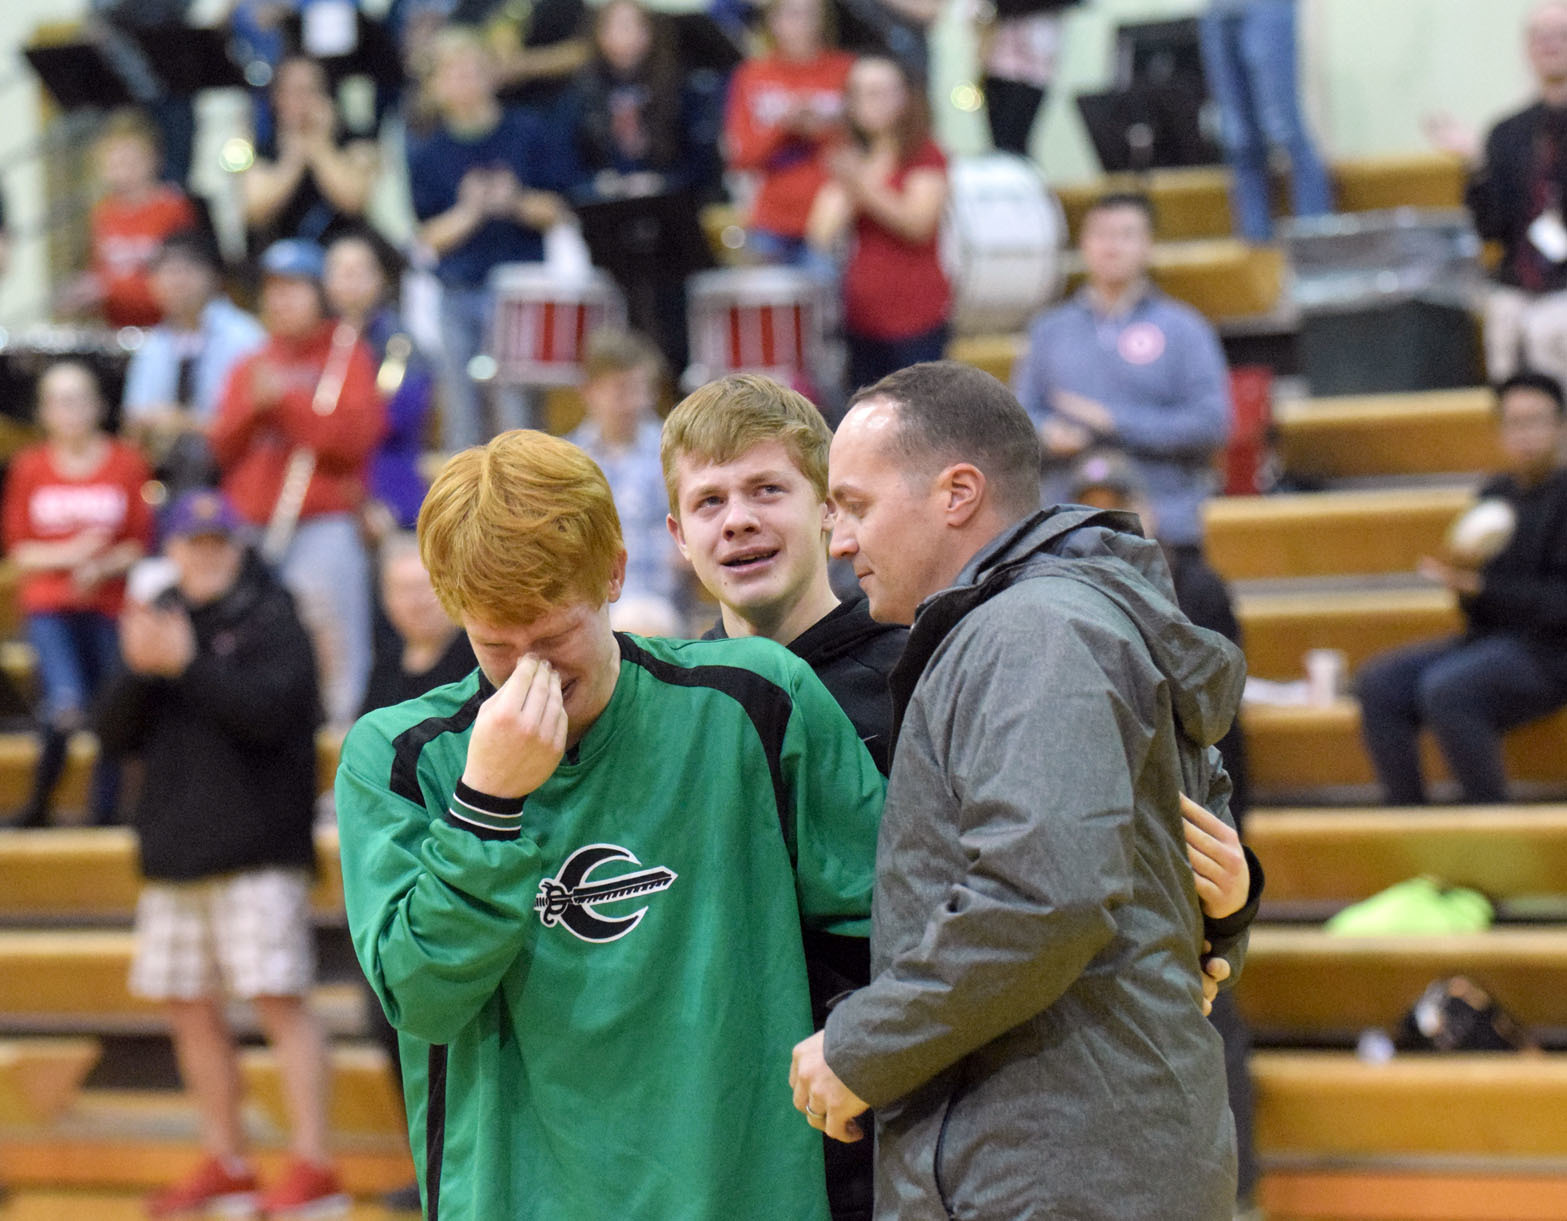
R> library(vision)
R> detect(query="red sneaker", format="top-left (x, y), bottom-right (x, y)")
top-left (258, 1160), bottom-right (349, 1219)
top-left (145, 1156), bottom-right (260, 1218)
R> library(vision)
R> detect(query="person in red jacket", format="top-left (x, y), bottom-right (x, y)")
top-left (806, 54), bottom-right (951, 393)
top-left (209, 239), bottom-right (384, 731)
top-left (2, 361), bottom-right (153, 826)
top-left (725, 0), bottom-right (855, 266)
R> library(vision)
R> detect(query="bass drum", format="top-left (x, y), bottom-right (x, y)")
top-left (940, 153), bottom-right (1065, 337)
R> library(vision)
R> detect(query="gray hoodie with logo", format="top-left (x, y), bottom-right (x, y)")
top-left (823, 507), bottom-right (1247, 1221)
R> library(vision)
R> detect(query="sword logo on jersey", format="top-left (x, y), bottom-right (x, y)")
top-left (534, 844), bottom-right (678, 942)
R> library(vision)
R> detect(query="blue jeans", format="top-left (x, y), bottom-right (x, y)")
top-left (1197, 0), bottom-right (1333, 242)
top-left (26, 610), bottom-right (123, 822)
top-left (1357, 634), bottom-right (1567, 804)
top-left (28, 610), bottom-right (121, 725)
top-left (436, 282), bottom-right (537, 451)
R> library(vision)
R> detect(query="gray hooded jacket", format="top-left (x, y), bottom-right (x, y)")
top-left (823, 507), bottom-right (1247, 1221)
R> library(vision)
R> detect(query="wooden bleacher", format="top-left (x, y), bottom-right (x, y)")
top-left (0, 729), bottom-right (346, 818)
top-left (1236, 587), bottom-right (1460, 680)
top-left (0, 1037), bottom-right (101, 1125)
top-left (1060, 238), bottom-right (1287, 320)
top-left (0, 826), bottom-right (345, 921)
top-left (1255, 1052), bottom-right (1567, 1160)
top-left (1239, 927), bottom-right (1567, 1036)
top-left (1274, 387), bottom-right (1503, 480)
top-left (1054, 152), bottom-right (1466, 244)
top-left (0, 930), bottom-right (365, 1036)
top-left (240, 1044), bottom-right (404, 1140)
top-left (1242, 699), bottom-right (1567, 795)
top-left (1247, 805), bottom-right (1567, 907)
top-left (1205, 486), bottom-right (1472, 581)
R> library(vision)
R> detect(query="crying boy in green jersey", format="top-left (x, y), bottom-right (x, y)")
top-left (335, 430), bottom-right (885, 1221)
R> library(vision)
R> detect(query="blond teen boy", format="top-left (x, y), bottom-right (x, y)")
top-left (335, 430), bottom-right (885, 1221)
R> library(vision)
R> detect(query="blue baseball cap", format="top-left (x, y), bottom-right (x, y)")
top-left (259, 238), bottom-right (325, 282)
top-left (164, 489), bottom-right (243, 541)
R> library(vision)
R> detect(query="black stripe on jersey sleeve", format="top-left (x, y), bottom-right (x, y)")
top-left (616, 633), bottom-right (795, 843)
top-left (389, 680), bottom-right (491, 806)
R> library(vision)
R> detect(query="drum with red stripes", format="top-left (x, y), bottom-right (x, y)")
top-left (486, 265), bottom-right (627, 387)
top-left (686, 267), bottom-right (829, 384)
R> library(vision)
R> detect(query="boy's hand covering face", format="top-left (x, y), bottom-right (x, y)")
top-left (462, 655), bottom-right (568, 799)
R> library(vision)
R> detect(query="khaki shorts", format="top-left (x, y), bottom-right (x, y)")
top-left (129, 867), bottom-right (316, 1001)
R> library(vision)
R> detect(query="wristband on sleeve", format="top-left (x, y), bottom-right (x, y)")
top-left (446, 780), bottom-right (526, 841)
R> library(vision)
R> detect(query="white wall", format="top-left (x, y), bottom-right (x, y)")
top-left (930, 0), bottom-right (1546, 183)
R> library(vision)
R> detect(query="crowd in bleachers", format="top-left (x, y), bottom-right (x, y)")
top-left (4, 1), bottom-right (1567, 1217)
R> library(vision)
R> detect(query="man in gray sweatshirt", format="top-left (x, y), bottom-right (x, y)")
top-left (790, 360), bottom-right (1248, 1219)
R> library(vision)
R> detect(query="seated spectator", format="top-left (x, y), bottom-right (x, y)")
top-left (1196, 0), bottom-right (1333, 243)
top-left (323, 230), bottom-right (434, 532)
top-left (94, 489), bottom-right (343, 1219)
top-left (1013, 192), bottom-right (1232, 554)
top-left (724, 0), bottom-right (854, 267)
top-left (208, 239), bottom-right (384, 732)
top-left (567, 328), bottom-right (685, 610)
top-left (122, 231), bottom-right (266, 498)
top-left (66, 110), bottom-right (198, 328)
top-left (806, 54), bottom-right (949, 392)
top-left (1358, 372), bottom-right (1567, 805)
top-left (243, 56), bottom-right (382, 259)
top-left (1431, 2), bottom-right (1567, 387)
top-left (3, 362), bottom-right (154, 827)
top-left (567, 0), bottom-right (721, 371)
top-left (408, 27), bottom-right (571, 450)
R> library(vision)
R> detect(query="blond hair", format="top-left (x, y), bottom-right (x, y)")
top-left (660, 374), bottom-right (831, 515)
top-left (418, 431), bottom-right (623, 626)
top-left (582, 327), bottom-right (664, 384)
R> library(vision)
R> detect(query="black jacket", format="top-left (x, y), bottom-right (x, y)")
top-left (703, 592), bottom-right (907, 774)
top-left (1467, 102), bottom-right (1567, 291)
top-left (1466, 467), bottom-right (1567, 646)
top-left (95, 552), bottom-right (320, 882)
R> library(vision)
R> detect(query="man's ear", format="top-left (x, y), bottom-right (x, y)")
top-left (606, 548), bottom-right (629, 603)
top-left (937, 463), bottom-right (985, 528)
top-left (665, 513), bottom-right (689, 560)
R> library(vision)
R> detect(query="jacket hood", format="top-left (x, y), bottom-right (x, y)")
top-left (932, 506), bottom-right (1246, 750)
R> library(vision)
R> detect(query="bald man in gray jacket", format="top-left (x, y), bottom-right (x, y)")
top-left (791, 361), bottom-right (1246, 1220)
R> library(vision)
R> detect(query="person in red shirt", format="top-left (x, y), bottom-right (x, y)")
top-left (806, 54), bottom-right (951, 392)
top-left (2, 361), bottom-right (153, 826)
top-left (209, 239), bottom-right (385, 731)
top-left (725, 0), bottom-right (855, 264)
top-left (67, 110), bottom-right (199, 329)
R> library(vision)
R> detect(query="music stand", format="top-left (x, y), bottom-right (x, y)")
top-left (1076, 84), bottom-right (1221, 174)
top-left (671, 13), bottom-right (745, 75)
top-left (127, 25), bottom-right (248, 97)
top-left (573, 187), bottom-right (714, 284)
top-left (24, 42), bottom-right (137, 111)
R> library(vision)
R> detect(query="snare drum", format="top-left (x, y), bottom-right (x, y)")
top-left (686, 267), bottom-right (829, 384)
top-left (486, 265), bottom-right (626, 387)
top-left (940, 154), bottom-right (1065, 336)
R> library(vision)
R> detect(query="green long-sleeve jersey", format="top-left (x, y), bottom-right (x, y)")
top-left (336, 632), bottom-right (887, 1221)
